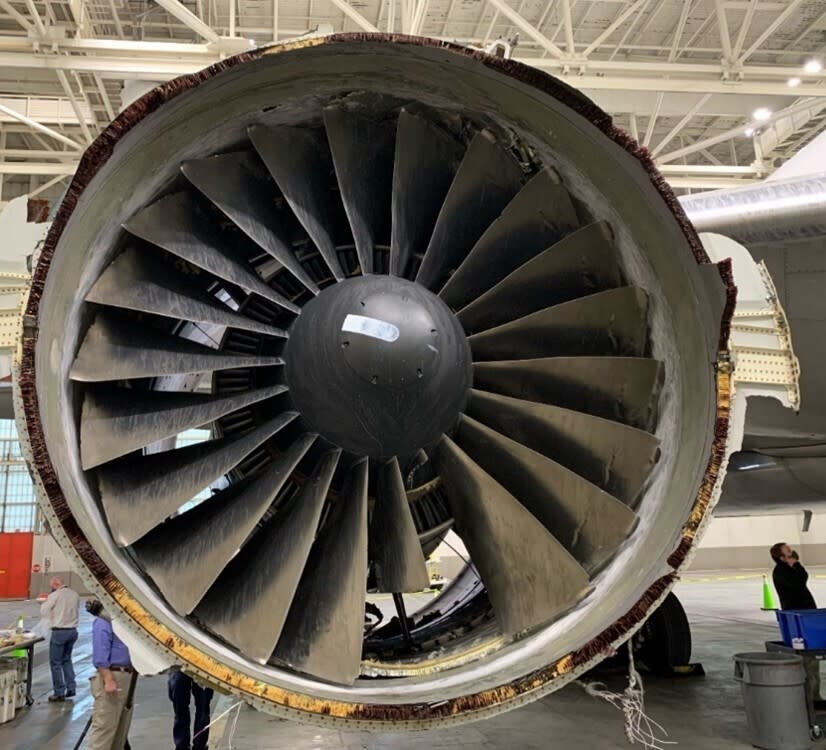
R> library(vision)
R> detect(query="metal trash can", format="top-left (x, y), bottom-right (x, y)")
top-left (734, 652), bottom-right (812, 750)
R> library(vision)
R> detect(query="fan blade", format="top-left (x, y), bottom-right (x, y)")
top-left (324, 106), bottom-right (395, 275)
top-left (86, 247), bottom-right (287, 338)
top-left (390, 109), bottom-right (462, 278)
top-left (415, 131), bottom-right (524, 291)
top-left (469, 287), bottom-right (648, 361)
top-left (194, 448), bottom-right (341, 660)
top-left (457, 221), bottom-right (621, 333)
top-left (473, 357), bottom-right (664, 432)
top-left (274, 458), bottom-right (369, 685)
top-left (248, 124), bottom-right (345, 281)
top-left (123, 191), bottom-right (298, 312)
top-left (80, 384), bottom-right (286, 470)
top-left (371, 457), bottom-right (429, 593)
top-left (439, 169), bottom-right (579, 309)
top-left (98, 412), bottom-right (298, 546)
top-left (181, 151), bottom-right (320, 294)
top-left (455, 416), bottom-right (637, 572)
top-left (70, 314), bottom-right (282, 382)
top-left (432, 436), bottom-right (590, 634)
top-left (468, 390), bottom-right (659, 504)
top-left (132, 433), bottom-right (317, 614)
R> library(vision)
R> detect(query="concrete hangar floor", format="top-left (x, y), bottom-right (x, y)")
top-left (0, 572), bottom-right (797, 750)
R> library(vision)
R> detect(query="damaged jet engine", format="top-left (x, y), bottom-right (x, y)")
top-left (16, 34), bottom-right (735, 728)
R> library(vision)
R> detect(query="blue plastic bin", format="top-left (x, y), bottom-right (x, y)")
top-left (776, 608), bottom-right (826, 649)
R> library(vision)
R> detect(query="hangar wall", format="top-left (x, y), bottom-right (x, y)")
top-left (690, 513), bottom-right (826, 571)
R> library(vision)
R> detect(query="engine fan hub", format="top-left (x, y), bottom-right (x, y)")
top-left (284, 275), bottom-right (471, 458)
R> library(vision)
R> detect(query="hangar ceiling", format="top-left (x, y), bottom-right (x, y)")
top-left (0, 0), bottom-right (824, 203)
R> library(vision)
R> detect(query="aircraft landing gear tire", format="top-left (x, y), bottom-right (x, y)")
top-left (635, 592), bottom-right (692, 675)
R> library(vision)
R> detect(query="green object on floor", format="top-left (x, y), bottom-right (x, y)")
top-left (10, 649), bottom-right (25, 657)
top-left (762, 574), bottom-right (778, 611)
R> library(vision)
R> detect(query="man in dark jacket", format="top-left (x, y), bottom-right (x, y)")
top-left (771, 542), bottom-right (817, 611)
top-left (771, 542), bottom-right (821, 703)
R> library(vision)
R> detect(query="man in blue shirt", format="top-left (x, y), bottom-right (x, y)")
top-left (87, 599), bottom-right (135, 750)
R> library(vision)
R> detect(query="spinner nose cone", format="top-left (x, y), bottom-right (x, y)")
top-left (285, 275), bottom-right (472, 458)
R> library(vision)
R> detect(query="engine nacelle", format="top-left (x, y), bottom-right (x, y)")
top-left (17, 35), bottom-right (733, 728)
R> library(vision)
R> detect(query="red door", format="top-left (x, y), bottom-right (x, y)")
top-left (0, 532), bottom-right (34, 599)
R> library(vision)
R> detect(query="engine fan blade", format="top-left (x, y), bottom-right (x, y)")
top-left (469, 287), bottom-right (648, 361)
top-left (181, 151), bottom-right (320, 294)
top-left (274, 458), bottom-right (369, 685)
top-left (248, 124), bottom-right (345, 281)
top-left (389, 109), bottom-right (462, 278)
top-left (194, 448), bottom-right (341, 661)
top-left (455, 416), bottom-right (637, 572)
top-left (86, 247), bottom-right (287, 338)
top-left (80, 384), bottom-right (286, 470)
top-left (371, 457), bottom-right (429, 593)
top-left (415, 131), bottom-right (524, 291)
top-left (432, 436), bottom-right (591, 635)
top-left (457, 221), bottom-right (622, 334)
top-left (324, 106), bottom-right (395, 275)
top-left (468, 390), bottom-right (659, 504)
top-left (70, 313), bottom-right (283, 383)
top-left (122, 191), bottom-right (297, 312)
top-left (132, 433), bottom-right (317, 614)
top-left (473, 357), bottom-right (664, 432)
top-left (439, 169), bottom-right (578, 309)
top-left (98, 412), bottom-right (298, 546)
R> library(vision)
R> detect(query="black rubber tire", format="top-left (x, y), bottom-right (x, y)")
top-left (635, 592), bottom-right (692, 675)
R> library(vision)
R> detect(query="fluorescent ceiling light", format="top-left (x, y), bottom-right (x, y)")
top-left (752, 107), bottom-right (771, 121)
top-left (787, 77), bottom-right (801, 87)
top-left (804, 59), bottom-right (823, 74)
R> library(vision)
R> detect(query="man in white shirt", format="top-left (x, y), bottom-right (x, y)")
top-left (40, 576), bottom-right (80, 702)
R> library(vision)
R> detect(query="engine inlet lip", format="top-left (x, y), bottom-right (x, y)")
top-left (18, 33), bottom-right (732, 726)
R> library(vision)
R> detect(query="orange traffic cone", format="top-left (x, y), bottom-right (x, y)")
top-left (761, 574), bottom-right (778, 611)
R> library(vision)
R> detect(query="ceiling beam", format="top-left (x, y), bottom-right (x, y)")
top-left (327, 0), bottom-right (378, 32)
top-left (153, 0), bottom-right (221, 43)
top-left (0, 148), bottom-right (79, 159)
top-left (0, 162), bottom-right (77, 174)
top-left (0, 102), bottom-right (82, 149)
top-left (665, 176), bottom-right (759, 189)
top-left (651, 93), bottom-right (712, 156)
top-left (656, 164), bottom-right (759, 175)
top-left (0, 47), bottom-right (819, 97)
top-left (658, 97), bottom-right (823, 163)
top-left (738, 0), bottom-right (807, 65)
top-left (22, 0), bottom-right (45, 37)
top-left (581, 0), bottom-right (647, 58)
top-left (732, 0), bottom-right (758, 60)
top-left (0, 0), bottom-right (31, 32)
top-left (713, 0), bottom-right (733, 63)
top-left (667, 0), bottom-right (695, 62)
top-left (559, 0), bottom-right (575, 56)
top-left (55, 70), bottom-right (93, 144)
top-left (643, 91), bottom-right (664, 148)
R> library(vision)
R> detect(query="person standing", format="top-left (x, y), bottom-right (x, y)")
top-left (40, 576), bottom-right (80, 702)
top-left (168, 668), bottom-right (214, 750)
top-left (87, 599), bottom-right (135, 750)
top-left (771, 542), bottom-right (821, 703)
top-left (771, 542), bottom-right (817, 610)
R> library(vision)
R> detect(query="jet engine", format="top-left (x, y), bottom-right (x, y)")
top-left (17, 35), bottom-right (734, 728)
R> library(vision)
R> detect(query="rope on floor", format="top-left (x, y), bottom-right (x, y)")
top-left (193, 698), bottom-right (244, 749)
top-left (578, 644), bottom-right (676, 749)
